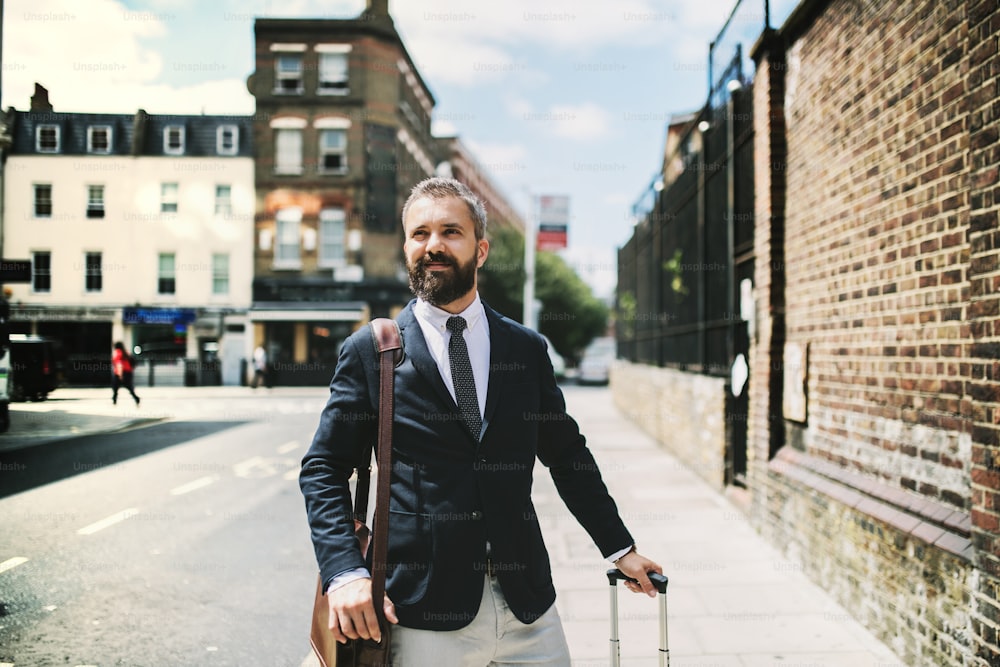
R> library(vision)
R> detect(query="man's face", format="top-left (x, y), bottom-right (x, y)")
top-left (403, 195), bottom-right (489, 309)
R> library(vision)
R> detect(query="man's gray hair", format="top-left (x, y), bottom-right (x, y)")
top-left (401, 177), bottom-right (488, 240)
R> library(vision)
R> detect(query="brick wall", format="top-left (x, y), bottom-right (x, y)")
top-left (611, 361), bottom-right (727, 487)
top-left (749, 0), bottom-right (1000, 664)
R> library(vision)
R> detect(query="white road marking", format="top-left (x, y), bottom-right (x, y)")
top-left (299, 651), bottom-right (321, 667)
top-left (77, 508), bottom-right (139, 535)
top-left (170, 475), bottom-right (218, 496)
top-left (277, 440), bottom-right (300, 454)
top-left (0, 556), bottom-right (29, 574)
top-left (0, 662), bottom-right (14, 667)
top-left (283, 468), bottom-right (299, 481)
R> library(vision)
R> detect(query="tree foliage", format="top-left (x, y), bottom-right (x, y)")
top-left (478, 227), bottom-right (609, 359)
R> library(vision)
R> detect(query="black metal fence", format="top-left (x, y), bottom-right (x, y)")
top-left (617, 55), bottom-right (755, 376)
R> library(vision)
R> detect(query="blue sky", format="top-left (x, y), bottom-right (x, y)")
top-left (4, 0), bottom-right (797, 298)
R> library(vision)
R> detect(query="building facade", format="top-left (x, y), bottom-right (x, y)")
top-left (247, 1), bottom-right (439, 385)
top-left (3, 85), bottom-right (254, 386)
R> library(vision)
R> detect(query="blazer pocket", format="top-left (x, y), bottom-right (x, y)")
top-left (386, 509), bottom-right (433, 606)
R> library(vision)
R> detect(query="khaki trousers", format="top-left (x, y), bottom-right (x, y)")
top-left (390, 575), bottom-right (571, 666)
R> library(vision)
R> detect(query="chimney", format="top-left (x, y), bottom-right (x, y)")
top-left (365, 0), bottom-right (389, 16)
top-left (30, 83), bottom-right (53, 112)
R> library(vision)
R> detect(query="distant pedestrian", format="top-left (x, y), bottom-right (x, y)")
top-left (111, 341), bottom-right (140, 406)
top-left (250, 344), bottom-right (270, 388)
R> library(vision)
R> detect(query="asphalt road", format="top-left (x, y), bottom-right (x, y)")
top-left (0, 401), bottom-right (325, 667)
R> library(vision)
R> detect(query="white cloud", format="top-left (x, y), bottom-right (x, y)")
top-left (548, 103), bottom-right (612, 141)
top-left (392, 0), bottom-right (674, 88)
top-left (4, 0), bottom-right (256, 113)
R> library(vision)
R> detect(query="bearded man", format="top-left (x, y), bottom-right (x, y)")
top-left (300, 176), bottom-right (661, 666)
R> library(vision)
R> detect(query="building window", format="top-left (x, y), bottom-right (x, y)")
top-left (34, 184), bottom-right (53, 218)
top-left (318, 207), bottom-right (347, 268)
top-left (32, 251), bottom-right (52, 293)
top-left (163, 125), bottom-right (185, 155)
top-left (214, 184), bottom-right (232, 215)
top-left (85, 252), bottom-right (102, 292)
top-left (158, 253), bottom-right (176, 294)
top-left (274, 207), bottom-right (302, 269)
top-left (275, 54), bottom-right (303, 94)
top-left (318, 52), bottom-right (349, 94)
top-left (87, 126), bottom-right (112, 153)
top-left (36, 124), bottom-right (60, 152)
top-left (212, 253), bottom-right (229, 295)
top-left (87, 185), bottom-right (105, 218)
top-left (274, 129), bottom-right (303, 174)
top-left (161, 183), bottom-right (178, 213)
top-left (318, 129), bottom-right (347, 173)
top-left (217, 125), bottom-right (239, 155)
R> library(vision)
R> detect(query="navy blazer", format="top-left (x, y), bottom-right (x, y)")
top-left (300, 300), bottom-right (633, 630)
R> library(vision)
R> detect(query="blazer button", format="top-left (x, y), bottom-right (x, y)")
top-left (471, 511), bottom-right (482, 520)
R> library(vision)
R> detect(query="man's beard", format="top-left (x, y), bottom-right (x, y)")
top-left (407, 250), bottom-right (477, 307)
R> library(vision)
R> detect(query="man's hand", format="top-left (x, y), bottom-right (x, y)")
top-left (615, 550), bottom-right (663, 598)
top-left (326, 578), bottom-right (399, 644)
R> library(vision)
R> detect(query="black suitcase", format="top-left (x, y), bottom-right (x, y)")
top-left (607, 569), bottom-right (670, 666)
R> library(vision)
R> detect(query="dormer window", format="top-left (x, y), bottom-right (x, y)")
top-left (216, 125), bottom-right (239, 155)
top-left (87, 126), bottom-right (112, 154)
top-left (36, 124), bottom-right (60, 153)
top-left (163, 125), bottom-right (185, 155)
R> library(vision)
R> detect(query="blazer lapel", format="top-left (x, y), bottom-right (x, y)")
top-left (481, 303), bottom-right (511, 438)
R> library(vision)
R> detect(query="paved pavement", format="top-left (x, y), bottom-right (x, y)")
top-left (2, 385), bottom-right (906, 666)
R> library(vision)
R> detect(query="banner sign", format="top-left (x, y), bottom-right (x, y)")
top-left (536, 195), bottom-right (568, 250)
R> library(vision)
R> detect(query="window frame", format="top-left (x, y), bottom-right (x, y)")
top-left (33, 183), bottom-right (53, 218)
top-left (87, 125), bottom-right (112, 154)
top-left (212, 253), bottom-right (229, 295)
top-left (161, 182), bottom-right (179, 214)
top-left (214, 184), bottom-right (232, 216)
top-left (158, 252), bottom-right (176, 295)
top-left (216, 125), bottom-right (239, 156)
top-left (273, 207), bottom-right (303, 269)
top-left (87, 184), bottom-right (105, 219)
top-left (318, 51), bottom-right (350, 95)
top-left (163, 125), bottom-right (185, 155)
top-left (274, 54), bottom-right (304, 95)
top-left (318, 207), bottom-right (347, 268)
top-left (84, 251), bottom-right (102, 293)
top-left (32, 250), bottom-right (52, 293)
top-left (35, 124), bottom-right (60, 153)
top-left (274, 128), bottom-right (304, 175)
top-left (318, 129), bottom-right (348, 174)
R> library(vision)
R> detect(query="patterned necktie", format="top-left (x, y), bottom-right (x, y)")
top-left (447, 316), bottom-right (482, 439)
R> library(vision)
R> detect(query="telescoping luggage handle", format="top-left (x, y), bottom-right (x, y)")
top-left (607, 569), bottom-right (670, 667)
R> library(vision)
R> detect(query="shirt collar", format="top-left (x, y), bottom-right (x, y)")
top-left (414, 294), bottom-right (485, 333)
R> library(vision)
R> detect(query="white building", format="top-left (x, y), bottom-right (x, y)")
top-left (2, 86), bottom-right (255, 386)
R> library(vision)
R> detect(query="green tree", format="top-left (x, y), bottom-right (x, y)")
top-left (478, 227), bottom-right (609, 359)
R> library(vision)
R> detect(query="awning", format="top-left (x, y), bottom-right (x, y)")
top-left (248, 301), bottom-right (366, 322)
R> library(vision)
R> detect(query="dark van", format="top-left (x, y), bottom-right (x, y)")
top-left (8, 335), bottom-right (64, 401)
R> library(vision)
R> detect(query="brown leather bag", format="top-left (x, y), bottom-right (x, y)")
top-left (310, 318), bottom-right (403, 667)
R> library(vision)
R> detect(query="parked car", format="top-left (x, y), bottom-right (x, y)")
top-left (540, 334), bottom-right (566, 381)
top-left (8, 334), bottom-right (64, 401)
top-left (577, 336), bottom-right (615, 385)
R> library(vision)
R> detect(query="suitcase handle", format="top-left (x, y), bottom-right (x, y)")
top-left (607, 569), bottom-right (670, 667)
top-left (607, 568), bottom-right (669, 594)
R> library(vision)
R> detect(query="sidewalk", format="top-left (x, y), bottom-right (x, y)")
top-left (547, 386), bottom-right (905, 666)
top-left (5, 385), bottom-right (906, 666)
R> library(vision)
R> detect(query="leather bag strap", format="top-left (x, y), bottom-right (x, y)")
top-left (367, 318), bottom-right (402, 633)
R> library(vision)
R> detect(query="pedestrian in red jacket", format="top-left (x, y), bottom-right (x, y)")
top-left (111, 341), bottom-right (140, 406)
